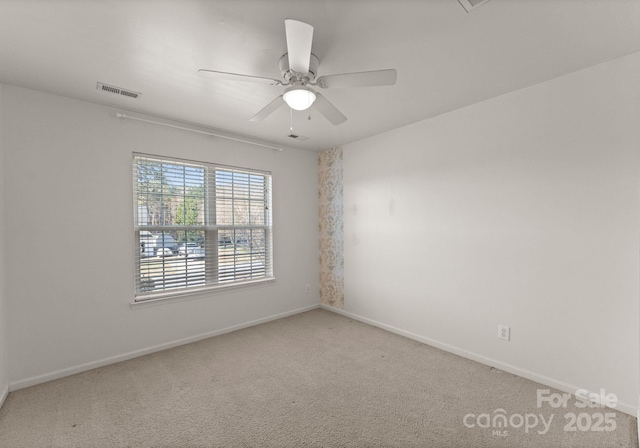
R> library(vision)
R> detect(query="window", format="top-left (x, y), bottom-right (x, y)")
top-left (133, 153), bottom-right (273, 300)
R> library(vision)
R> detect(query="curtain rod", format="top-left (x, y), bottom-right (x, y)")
top-left (116, 113), bottom-right (283, 152)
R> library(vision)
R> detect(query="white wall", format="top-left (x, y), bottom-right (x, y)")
top-left (2, 85), bottom-right (319, 386)
top-left (343, 52), bottom-right (640, 412)
top-left (0, 84), bottom-right (9, 405)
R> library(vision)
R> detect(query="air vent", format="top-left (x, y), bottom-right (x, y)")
top-left (96, 82), bottom-right (142, 99)
top-left (287, 133), bottom-right (309, 141)
top-left (458, 0), bottom-right (490, 13)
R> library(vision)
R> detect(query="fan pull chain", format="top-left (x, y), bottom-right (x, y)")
top-left (290, 108), bottom-right (294, 133)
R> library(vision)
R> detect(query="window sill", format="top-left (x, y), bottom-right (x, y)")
top-left (130, 277), bottom-right (276, 309)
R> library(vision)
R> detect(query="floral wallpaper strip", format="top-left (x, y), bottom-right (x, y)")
top-left (319, 147), bottom-right (344, 309)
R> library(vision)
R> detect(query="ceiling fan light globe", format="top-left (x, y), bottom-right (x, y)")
top-left (283, 88), bottom-right (316, 111)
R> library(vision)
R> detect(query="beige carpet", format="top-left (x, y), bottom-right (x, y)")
top-left (0, 308), bottom-right (636, 447)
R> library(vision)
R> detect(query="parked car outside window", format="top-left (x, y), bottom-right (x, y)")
top-left (219, 236), bottom-right (233, 247)
top-left (187, 248), bottom-right (205, 260)
top-left (178, 243), bottom-right (200, 256)
top-left (156, 247), bottom-right (173, 257)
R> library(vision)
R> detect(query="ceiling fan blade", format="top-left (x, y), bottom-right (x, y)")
top-left (316, 69), bottom-right (397, 89)
top-left (284, 19), bottom-right (313, 74)
top-left (312, 92), bottom-right (347, 126)
top-left (198, 69), bottom-right (282, 86)
top-left (250, 95), bottom-right (285, 122)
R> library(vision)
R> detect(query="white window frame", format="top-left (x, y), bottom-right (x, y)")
top-left (133, 153), bottom-right (274, 302)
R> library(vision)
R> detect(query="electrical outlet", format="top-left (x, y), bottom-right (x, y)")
top-left (498, 325), bottom-right (510, 341)
top-left (305, 284), bottom-right (311, 293)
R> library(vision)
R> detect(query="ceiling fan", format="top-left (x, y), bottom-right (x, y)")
top-left (199, 19), bottom-right (397, 126)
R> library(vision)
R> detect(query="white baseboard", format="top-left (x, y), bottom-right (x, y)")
top-left (10, 304), bottom-right (320, 392)
top-left (0, 384), bottom-right (8, 410)
top-left (320, 304), bottom-right (637, 417)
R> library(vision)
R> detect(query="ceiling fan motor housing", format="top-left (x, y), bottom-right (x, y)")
top-left (279, 53), bottom-right (319, 84)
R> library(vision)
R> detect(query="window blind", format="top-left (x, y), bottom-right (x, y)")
top-left (133, 153), bottom-right (273, 300)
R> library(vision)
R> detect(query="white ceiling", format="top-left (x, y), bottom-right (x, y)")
top-left (0, 0), bottom-right (639, 152)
